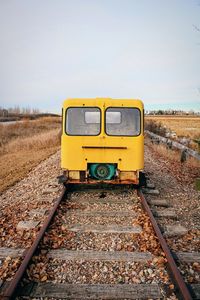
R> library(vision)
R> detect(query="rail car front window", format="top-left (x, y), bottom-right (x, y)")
top-left (105, 108), bottom-right (140, 136)
top-left (66, 107), bottom-right (101, 135)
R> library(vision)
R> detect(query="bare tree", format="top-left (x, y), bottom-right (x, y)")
top-left (32, 108), bottom-right (40, 114)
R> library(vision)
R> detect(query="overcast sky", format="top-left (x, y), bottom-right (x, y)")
top-left (0, 0), bottom-right (200, 113)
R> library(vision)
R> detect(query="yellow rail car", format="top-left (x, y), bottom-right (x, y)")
top-left (61, 98), bottom-right (145, 185)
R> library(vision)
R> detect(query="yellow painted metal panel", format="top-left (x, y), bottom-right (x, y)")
top-left (61, 98), bottom-right (144, 173)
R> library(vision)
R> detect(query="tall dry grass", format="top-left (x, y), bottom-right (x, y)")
top-left (147, 141), bottom-right (199, 169)
top-left (0, 117), bottom-right (61, 148)
top-left (0, 129), bottom-right (61, 155)
top-left (145, 115), bottom-right (200, 140)
top-left (0, 117), bottom-right (61, 194)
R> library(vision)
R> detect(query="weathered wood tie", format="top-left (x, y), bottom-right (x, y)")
top-left (147, 199), bottom-right (169, 207)
top-left (19, 283), bottom-right (162, 299)
top-left (0, 248), bottom-right (25, 259)
top-left (163, 225), bottom-right (188, 237)
top-left (152, 209), bottom-right (176, 218)
top-left (173, 252), bottom-right (200, 263)
top-left (146, 182), bottom-right (155, 189)
top-left (64, 224), bottom-right (142, 234)
top-left (10, 282), bottom-right (200, 300)
top-left (16, 220), bottom-right (40, 230)
top-left (70, 198), bottom-right (133, 204)
top-left (66, 210), bottom-right (137, 217)
top-left (142, 188), bottom-right (160, 195)
top-left (2, 248), bottom-right (198, 264)
top-left (47, 249), bottom-right (153, 262)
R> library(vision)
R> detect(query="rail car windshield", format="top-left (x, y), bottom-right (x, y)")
top-left (65, 106), bottom-right (141, 136)
top-left (66, 107), bottom-right (101, 135)
top-left (105, 108), bottom-right (140, 136)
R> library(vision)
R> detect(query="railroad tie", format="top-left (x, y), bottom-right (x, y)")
top-left (18, 282), bottom-right (163, 299)
top-left (63, 224), bottom-right (142, 234)
top-left (65, 210), bottom-right (137, 218)
top-left (47, 249), bottom-right (153, 262)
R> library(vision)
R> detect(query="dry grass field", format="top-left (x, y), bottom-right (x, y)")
top-left (0, 117), bottom-right (61, 193)
top-left (145, 115), bottom-right (200, 140)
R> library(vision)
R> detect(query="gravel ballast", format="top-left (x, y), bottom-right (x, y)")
top-left (0, 140), bottom-right (199, 298)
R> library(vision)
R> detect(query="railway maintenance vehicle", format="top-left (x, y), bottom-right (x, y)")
top-left (60, 98), bottom-right (145, 186)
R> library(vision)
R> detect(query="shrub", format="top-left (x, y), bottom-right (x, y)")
top-left (145, 120), bottom-right (166, 137)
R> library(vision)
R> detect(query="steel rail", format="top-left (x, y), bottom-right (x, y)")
top-left (2, 186), bottom-right (67, 300)
top-left (1, 185), bottom-right (193, 299)
top-left (137, 189), bottom-right (192, 300)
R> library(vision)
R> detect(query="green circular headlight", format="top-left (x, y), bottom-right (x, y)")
top-left (95, 164), bottom-right (110, 179)
top-left (90, 163), bottom-right (116, 180)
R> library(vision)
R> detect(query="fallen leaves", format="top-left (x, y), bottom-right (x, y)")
top-left (153, 256), bottom-right (167, 265)
top-left (167, 229), bottom-right (200, 252)
top-left (0, 257), bottom-right (22, 280)
top-left (133, 213), bottom-right (165, 257)
top-left (26, 256), bottom-right (48, 282)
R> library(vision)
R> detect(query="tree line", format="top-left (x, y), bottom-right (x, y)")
top-left (0, 106), bottom-right (40, 116)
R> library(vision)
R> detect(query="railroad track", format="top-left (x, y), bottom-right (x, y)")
top-left (0, 184), bottom-right (199, 299)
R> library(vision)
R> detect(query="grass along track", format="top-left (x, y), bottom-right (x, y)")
top-left (145, 115), bottom-right (200, 140)
top-left (0, 117), bottom-right (61, 194)
top-left (1, 186), bottom-right (199, 299)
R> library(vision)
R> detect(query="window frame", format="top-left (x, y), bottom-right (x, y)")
top-left (105, 107), bottom-right (141, 137)
top-left (65, 106), bottom-right (101, 136)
